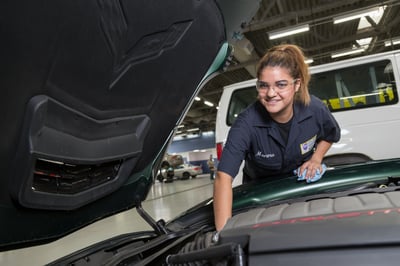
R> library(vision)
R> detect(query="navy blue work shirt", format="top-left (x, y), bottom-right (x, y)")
top-left (218, 95), bottom-right (341, 183)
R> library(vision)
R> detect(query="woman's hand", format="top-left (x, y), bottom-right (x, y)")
top-left (297, 159), bottom-right (324, 180)
top-left (297, 140), bottom-right (333, 180)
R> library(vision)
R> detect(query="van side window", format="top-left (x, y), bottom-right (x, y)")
top-left (309, 60), bottom-right (398, 112)
top-left (227, 86), bottom-right (257, 126)
top-left (226, 60), bottom-right (398, 126)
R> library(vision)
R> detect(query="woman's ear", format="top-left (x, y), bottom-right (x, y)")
top-left (295, 80), bottom-right (300, 92)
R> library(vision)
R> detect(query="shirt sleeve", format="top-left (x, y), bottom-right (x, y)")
top-left (315, 97), bottom-right (341, 143)
top-left (217, 111), bottom-right (252, 179)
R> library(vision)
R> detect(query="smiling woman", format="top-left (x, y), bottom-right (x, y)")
top-left (213, 44), bottom-right (341, 231)
top-left (216, 48), bottom-right (400, 178)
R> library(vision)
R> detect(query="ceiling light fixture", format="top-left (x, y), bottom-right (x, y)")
top-left (385, 37), bottom-right (400, 47)
top-left (304, 58), bottom-right (314, 64)
top-left (194, 96), bottom-right (201, 101)
top-left (331, 47), bottom-right (365, 59)
top-left (204, 100), bottom-right (214, 107)
top-left (268, 24), bottom-right (310, 40)
top-left (333, 6), bottom-right (381, 24)
top-left (186, 128), bottom-right (199, 132)
top-left (356, 37), bottom-right (372, 47)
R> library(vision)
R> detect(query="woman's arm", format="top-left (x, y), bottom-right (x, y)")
top-left (312, 140), bottom-right (332, 163)
top-left (213, 171), bottom-right (233, 231)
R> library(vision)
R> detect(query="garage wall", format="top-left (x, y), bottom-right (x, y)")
top-left (168, 132), bottom-right (215, 153)
top-left (167, 132), bottom-right (217, 173)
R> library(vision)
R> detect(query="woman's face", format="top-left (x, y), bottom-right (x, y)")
top-left (257, 66), bottom-right (300, 123)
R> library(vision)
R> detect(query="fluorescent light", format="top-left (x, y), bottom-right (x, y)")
top-left (358, 6), bottom-right (385, 30)
top-left (186, 128), bottom-right (199, 132)
top-left (202, 131), bottom-right (214, 136)
top-left (194, 96), bottom-right (201, 101)
top-left (305, 58), bottom-right (314, 64)
top-left (331, 47), bottom-right (365, 59)
top-left (385, 37), bottom-right (400, 47)
top-left (204, 100), bottom-right (214, 107)
top-left (268, 24), bottom-right (309, 40)
top-left (333, 6), bottom-right (381, 24)
top-left (173, 134), bottom-right (187, 141)
top-left (356, 37), bottom-right (372, 47)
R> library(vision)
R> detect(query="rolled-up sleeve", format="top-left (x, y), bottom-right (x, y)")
top-left (323, 114), bottom-right (341, 143)
top-left (317, 98), bottom-right (341, 143)
top-left (218, 114), bottom-right (251, 179)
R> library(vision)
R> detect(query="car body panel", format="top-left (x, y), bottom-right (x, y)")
top-left (47, 157), bottom-right (400, 265)
top-left (0, 0), bottom-right (228, 250)
top-left (167, 158), bottom-right (400, 230)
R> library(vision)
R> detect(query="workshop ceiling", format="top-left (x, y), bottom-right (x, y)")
top-left (180, 0), bottom-right (400, 135)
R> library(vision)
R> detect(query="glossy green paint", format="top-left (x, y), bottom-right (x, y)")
top-left (232, 159), bottom-right (400, 210)
top-left (203, 43), bottom-right (231, 80)
top-left (168, 158), bottom-right (400, 232)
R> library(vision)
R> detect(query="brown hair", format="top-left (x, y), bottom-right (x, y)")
top-left (256, 44), bottom-right (311, 105)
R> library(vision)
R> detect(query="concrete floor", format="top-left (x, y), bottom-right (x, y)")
top-left (0, 174), bottom-right (214, 266)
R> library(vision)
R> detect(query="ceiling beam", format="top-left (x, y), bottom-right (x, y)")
top-left (243, 0), bottom-right (362, 32)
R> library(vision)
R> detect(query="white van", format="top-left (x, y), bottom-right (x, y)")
top-left (216, 49), bottom-right (400, 185)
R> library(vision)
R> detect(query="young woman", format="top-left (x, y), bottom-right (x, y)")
top-left (213, 44), bottom-right (341, 231)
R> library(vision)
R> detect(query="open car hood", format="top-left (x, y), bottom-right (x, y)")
top-left (0, 0), bottom-right (228, 250)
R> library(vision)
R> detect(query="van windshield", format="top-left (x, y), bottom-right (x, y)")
top-left (227, 86), bottom-right (257, 126)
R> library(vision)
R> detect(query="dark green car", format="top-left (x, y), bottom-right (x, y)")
top-left (2, 0), bottom-right (400, 265)
top-left (51, 159), bottom-right (400, 265)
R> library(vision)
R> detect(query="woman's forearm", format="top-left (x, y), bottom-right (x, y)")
top-left (213, 171), bottom-right (233, 231)
top-left (312, 140), bottom-right (333, 163)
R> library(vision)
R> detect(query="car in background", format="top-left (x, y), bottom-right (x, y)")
top-left (156, 161), bottom-right (175, 183)
top-left (174, 163), bottom-right (203, 179)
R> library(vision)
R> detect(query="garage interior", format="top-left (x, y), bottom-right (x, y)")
top-left (182, 0), bottom-right (400, 134)
top-left (2, 1), bottom-right (400, 264)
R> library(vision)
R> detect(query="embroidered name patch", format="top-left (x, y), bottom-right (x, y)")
top-left (256, 151), bottom-right (275, 159)
top-left (300, 135), bottom-right (316, 155)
